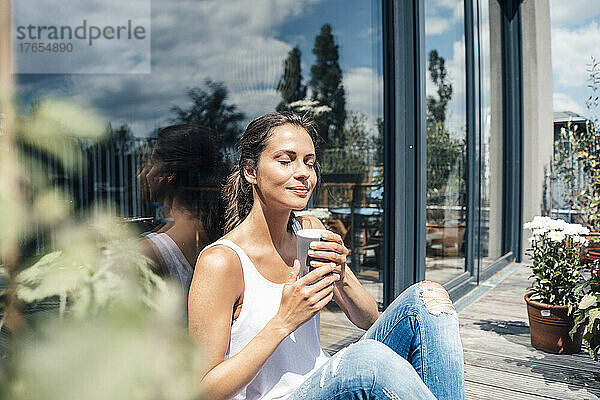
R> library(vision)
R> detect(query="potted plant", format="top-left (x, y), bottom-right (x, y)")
top-left (553, 118), bottom-right (600, 265)
top-left (570, 272), bottom-right (600, 360)
top-left (552, 58), bottom-right (600, 266)
top-left (523, 216), bottom-right (589, 354)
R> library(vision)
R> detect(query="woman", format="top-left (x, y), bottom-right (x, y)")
top-left (188, 112), bottom-right (464, 400)
top-left (140, 123), bottom-right (227, 303)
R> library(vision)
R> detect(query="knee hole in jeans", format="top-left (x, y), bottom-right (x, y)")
top-left (419, 281), bottom-right (455, 313)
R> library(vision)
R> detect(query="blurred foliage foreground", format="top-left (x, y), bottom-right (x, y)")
top-left (0, 99), bottom-right (202, 400)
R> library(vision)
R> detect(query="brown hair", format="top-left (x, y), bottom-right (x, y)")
top-left (222, 111), bottom-right (321, 233)
top-left (152, 124), bottom-right (228, 241)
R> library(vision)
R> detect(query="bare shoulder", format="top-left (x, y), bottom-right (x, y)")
top-left (194, 244), bottom-right (243, 284)
top-left (297, 215), bottom-right (325, 229)
top-left (189, 243), bottom-right (244, 365)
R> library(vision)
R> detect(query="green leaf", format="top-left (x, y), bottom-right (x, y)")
top-left (570, 311), bottom-right (587, 338)
top-left (579, 294), bottom-right (599, 310)
top-left (588, 309), bottom-right (600, 333)
top-left (14, 251), bottom-right (95, 304)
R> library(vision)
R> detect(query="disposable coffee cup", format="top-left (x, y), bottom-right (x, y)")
top-left (296, 228), bottom-right (329, 278)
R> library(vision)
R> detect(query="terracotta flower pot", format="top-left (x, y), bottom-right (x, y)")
top-left (524, 292), bottom-right (584, 354)
top-left (581, 232), bottom-right (600, 262)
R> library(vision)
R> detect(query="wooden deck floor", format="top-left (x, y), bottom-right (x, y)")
top-left (320, 264), bottom-right (600, 399)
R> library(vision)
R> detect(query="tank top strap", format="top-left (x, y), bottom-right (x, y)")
top-left (198, 239), bottom-right (284, 288)
top-left (198, 239), bottom-right (249, 267)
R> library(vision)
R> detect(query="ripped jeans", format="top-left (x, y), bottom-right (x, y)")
top-left (287, 281), bottom-right (465, 400)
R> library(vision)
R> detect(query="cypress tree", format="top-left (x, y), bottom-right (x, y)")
top-left (276, 46), bottom-right (307, 111)
top-left (309, 24), bottom-right (346, 145)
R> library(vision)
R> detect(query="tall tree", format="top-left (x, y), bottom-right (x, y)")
top-left (171, 79), bottom-right (245, 153)
top-left (309, 24), bottom-right (346, 145)
top-left (108, 123), bottom-right (134, 142)
top-left (276, 46), bottom-right (307, 111)
top-left (427, 50), bottom-right (453, 126)
top-left (425, 50), bottom-right (462, 215)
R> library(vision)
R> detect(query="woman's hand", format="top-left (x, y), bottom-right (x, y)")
top-left (274, 260), bottom-right (340, 335)
top-left (307, 231), bottom-right (348, 283)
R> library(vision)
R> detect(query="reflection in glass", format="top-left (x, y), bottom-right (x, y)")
top-left (424, 0), bottom-right (468, 284)
top-left (139, 124), bottom-right (227, 299)
top-left (13, 0), bottom-right (384, 302)
top-left (477, 0), bottom-right (504, 268)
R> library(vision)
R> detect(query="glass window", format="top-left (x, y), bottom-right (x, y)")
top-left (477, 0), bottom-right (504, 268)
top-left (424, 0), bottom-right (468, 283)
top-left (10, 0), bottom-right (384, 302)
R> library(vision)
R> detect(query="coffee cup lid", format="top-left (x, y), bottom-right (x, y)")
top-left (296, 228), bottom-right (328, 239)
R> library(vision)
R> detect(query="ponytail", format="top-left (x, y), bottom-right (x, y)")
top-left (222, 167), bottom-right (253, 233)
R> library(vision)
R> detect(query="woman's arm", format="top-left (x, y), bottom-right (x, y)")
top-left (300, 216), bottom-right (380, 330)
top-left (330, 263), bottom-right (379, 330)
top-left (188, 247), bottom-right (339, 400)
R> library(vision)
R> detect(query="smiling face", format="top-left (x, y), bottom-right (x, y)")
top-left (244, 123), bottom-right (318, 211)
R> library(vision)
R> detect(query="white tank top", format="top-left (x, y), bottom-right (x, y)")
top-left (199, 224), bottom-right (330, 400)
top-left (145, 232), bottom-right (194, 298)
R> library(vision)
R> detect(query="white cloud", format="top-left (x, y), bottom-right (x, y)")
top-left (425, 0), bottom-right (462, 37)
top-left (446, 36), bottom-right (466, 104)
top-left (426, 17), bottom-right (452, 36)
top-left (550, 0), bottom-right (600, 28)
top-left (431, 0), bottom-right (458, 10)
top-left (553, 92), bottom-right (586, 114)
top-left (13, 0), bottom-right (151, 73)
top-left (452, 0), bottom-right (464, 21)
top-left (16, 0), bottom-right (326, 135)
top-left (343, 67), bottom-right (383, 126)
top-left (552, 21), bottom-right (600, 88)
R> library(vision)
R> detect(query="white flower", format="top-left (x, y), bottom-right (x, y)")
top-left (288, 99), bottom-right (331, 115)
top-left (524, 216), bottom-right (590, 237)
top-left (532, 228), bottom-right (547, 237)
top-left (550, 219), bottom-right (568, 232)
top-left (573, 235), bottom-right (590, 246)
top-left (548, 231), bottom-right (565, 242)
top-left (524, 216), bottom-right (556, 231)
top-left (288, 99), bottom-right (319, 108)
top-left (564, 223), bottom-right (589, 236)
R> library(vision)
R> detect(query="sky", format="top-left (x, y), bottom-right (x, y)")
top-left (14, 0), bottom-right (594, 137)
top-left (13, 0), bottom-right (383, 137)
top-left (424, 0), bottom-right (468, 140)
top-left (423, 0), bottom-right (600, 125)
top-left (550, 0), bottom-right (600, 117)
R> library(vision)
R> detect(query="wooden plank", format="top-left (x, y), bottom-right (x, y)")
top-left (323, 333), bottom-right (361, 355)
top-left (465, 380), bottom-right (569, 400)
top-left (464, 349), bottom-right (600, 391)
top-left (320, 308), bottom-right (364, 354)
top-left (459, 324), bottom-right (599, 369)
top-left (460, 301), bottom-right (529, 320)
top-left (319, 265), bottom-right (599, 398)
top-left (465, 364), bottom-right (599, 400)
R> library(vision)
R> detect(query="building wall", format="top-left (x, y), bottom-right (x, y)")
top-left (520, 0), bottom-right (554, 260)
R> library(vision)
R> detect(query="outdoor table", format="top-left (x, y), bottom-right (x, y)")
top-left (329, 207), bottom-right (384, 274)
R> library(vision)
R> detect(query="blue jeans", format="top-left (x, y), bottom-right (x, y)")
top-left (288, 282), bottom-right (465, 400)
